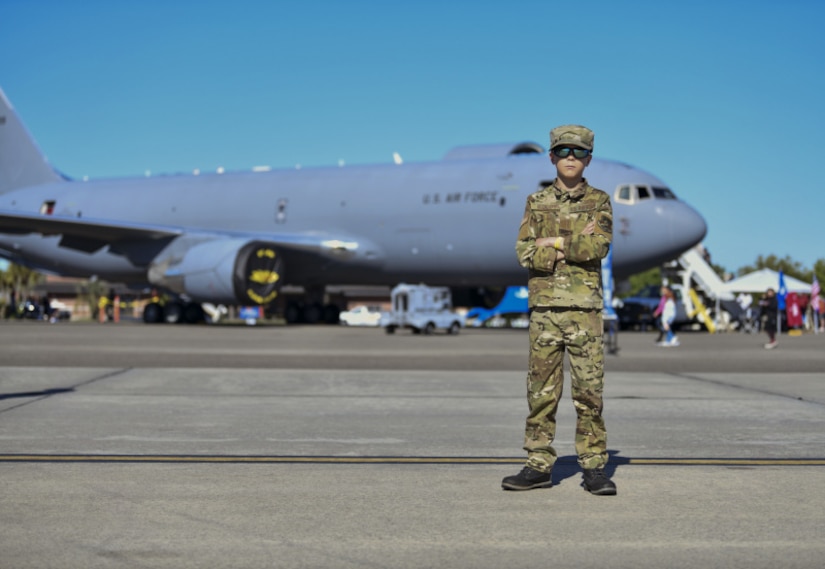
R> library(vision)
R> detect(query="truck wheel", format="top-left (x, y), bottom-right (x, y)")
top-left (448, 322), bottom-right (460, 335)
top-left (423, 322), bottom-right (435, 335)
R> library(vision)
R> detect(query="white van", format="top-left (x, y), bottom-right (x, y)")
top-left (381, 283), bottom-right (465, 335)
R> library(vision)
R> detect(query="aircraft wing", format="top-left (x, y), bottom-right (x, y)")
top-left (0, 210), bottom-right (181, 242)
top-left (0, 209), bottom-right (376, 266)
top-left (0, 210), bottom-right (183, 262)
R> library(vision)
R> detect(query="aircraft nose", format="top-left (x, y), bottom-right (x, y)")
top-left (663, 201), bottom-right (707, 251)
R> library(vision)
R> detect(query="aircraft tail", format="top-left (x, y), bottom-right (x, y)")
top-left (0, 88), bottom-right (64, 193)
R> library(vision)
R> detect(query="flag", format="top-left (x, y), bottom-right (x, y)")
top-left (601, 245), bottom-right (616, 319)
top-left (777, 270), bottom-right (787, 311)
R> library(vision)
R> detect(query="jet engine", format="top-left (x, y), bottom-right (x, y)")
top-left (148, 237), bottom-right (284, 305)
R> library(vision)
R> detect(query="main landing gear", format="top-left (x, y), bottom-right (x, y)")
top-left (142, 301), bottom-right (205, 324)
top-left (283, 301), bottom-right (340, 325)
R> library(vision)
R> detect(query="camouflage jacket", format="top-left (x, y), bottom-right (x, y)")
top-left (516, 179), bottom-right (613, 310)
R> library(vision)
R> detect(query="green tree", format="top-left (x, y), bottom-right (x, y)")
top-left (814, 259), bottom-right (825, 288)
top-left (77, 278), bottom-right (108, 320)
top-left (0, 263), bottom-right (44, 317)
top-left (623, 267), bottom-right (662, 297)
top-left (737, 255), bottom-right (812, 282)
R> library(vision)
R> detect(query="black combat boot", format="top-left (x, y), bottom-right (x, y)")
top-left (501, 466), bottom-right (553, 491)
top-left (582, 468), bottom-right (617, 495)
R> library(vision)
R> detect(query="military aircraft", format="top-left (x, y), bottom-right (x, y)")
top-left (0, 87), bottom-right (706, 324)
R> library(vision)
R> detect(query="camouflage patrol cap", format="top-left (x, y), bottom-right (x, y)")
top-left (549, 125), bottom-right (594, 150)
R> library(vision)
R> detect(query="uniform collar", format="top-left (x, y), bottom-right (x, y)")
top-left (552, 178), bottom-right (589, 201)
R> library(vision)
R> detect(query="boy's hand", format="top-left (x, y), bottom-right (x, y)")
top-left (535, 237), bottom-right (565, 260)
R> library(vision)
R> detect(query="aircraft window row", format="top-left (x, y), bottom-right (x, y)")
top-left (614, 184), bottom-right (677, 204)
top-left (652, 186), bottom-right (676, 199)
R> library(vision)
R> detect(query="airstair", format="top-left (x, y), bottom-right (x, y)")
top-left (672, 246), bottom-right (735, 332)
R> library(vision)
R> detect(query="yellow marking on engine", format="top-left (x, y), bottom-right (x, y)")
top-left (249, 270), bottom-right (280, 285)
top-left (247, 289), bottom-right (278, 305)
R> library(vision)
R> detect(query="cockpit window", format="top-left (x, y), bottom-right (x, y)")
top-left (617, 185), bottom-right (632, 202)
top-left (614, 184), bottom-right (677, 204)
top-left (652, 186), bottom-right (676, 199)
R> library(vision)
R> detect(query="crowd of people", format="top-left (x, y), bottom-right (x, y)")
top-left (648, 283), bottom-right (824, 350)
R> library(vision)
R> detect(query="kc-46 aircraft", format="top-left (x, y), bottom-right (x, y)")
top-left (0, 88), bottom-right (706, 323)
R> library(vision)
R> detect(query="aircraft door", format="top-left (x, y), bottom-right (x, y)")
top-left (275, 198), bottom-right (288, 224)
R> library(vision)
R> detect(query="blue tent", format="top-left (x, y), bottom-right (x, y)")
top-left (466, 286), bottom-right (528, 325)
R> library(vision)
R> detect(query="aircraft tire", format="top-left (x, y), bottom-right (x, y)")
top-left (183, 303), bottom-right (205, 324)
top-left (163, 302), bottom-right (184, 324)
top-left (284, 302), bottom-right (302, 324)
top-left (142, 302), bottom-right (163, 324)
top-left (302, 303), bottom-right (322, 324)
top-left (385, 326), bottom-right (396, 334)
top-left (323, 304), bottom-right (341, 325)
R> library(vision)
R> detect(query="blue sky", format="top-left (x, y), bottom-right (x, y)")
top-left (2, 0), bottom-right (823, 275)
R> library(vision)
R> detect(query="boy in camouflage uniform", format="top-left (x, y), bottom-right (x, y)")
top-left (502, 125), bottom-right (617, 496)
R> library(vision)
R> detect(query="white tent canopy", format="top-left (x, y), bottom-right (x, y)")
top-left (724, 268), bottom-right (811, 294)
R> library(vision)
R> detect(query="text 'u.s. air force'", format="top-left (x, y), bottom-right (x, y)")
top-left (422, 191), bottom-right (500, 204)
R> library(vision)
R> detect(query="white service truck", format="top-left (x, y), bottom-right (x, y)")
top-left (381, 283), bottom-right (465, 335)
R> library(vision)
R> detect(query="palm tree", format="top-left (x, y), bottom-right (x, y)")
top-left (0, 262), bottom-right (44, 317)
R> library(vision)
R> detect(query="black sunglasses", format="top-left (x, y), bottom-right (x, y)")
top-left (551, 147), bottom-right (591, 159)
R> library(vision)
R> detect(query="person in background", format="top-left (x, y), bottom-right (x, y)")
top-left (736, 291), bottom-right (754, 333)
top-left (653, 286), bottom-right (668, 342)
top-left (657, 287), bottom-right (679, 347)
top-left (759, 288), bottom-right (778, 349)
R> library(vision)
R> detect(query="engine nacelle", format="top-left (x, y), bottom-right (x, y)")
top-left (148, 237), bottom-right (283, 305)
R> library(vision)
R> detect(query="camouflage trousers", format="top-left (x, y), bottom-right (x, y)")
top-left (523, 307), bottom-right (607, 472)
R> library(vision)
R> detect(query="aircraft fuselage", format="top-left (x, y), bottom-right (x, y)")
top-left (0, 150), bottom-right (706, 290)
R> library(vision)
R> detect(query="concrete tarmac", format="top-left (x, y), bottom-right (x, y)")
top-left (1, 321), bottom-right (824, 568)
